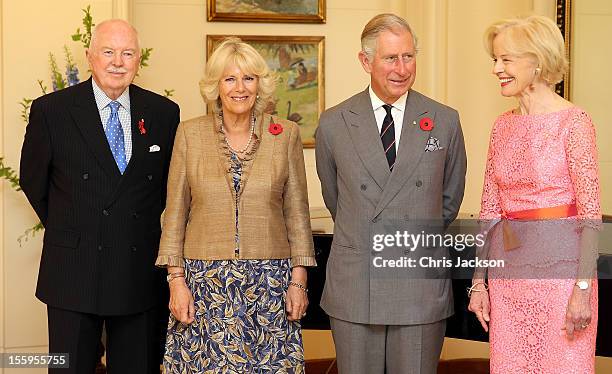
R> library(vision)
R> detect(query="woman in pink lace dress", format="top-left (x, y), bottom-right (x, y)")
top-left (468, 16), bottom-right (601, 373)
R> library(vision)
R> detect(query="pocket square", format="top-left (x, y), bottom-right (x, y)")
top-left (425, 137), bottom-right (443, 152)
top-left (149, 145), bottom-right (161, 152)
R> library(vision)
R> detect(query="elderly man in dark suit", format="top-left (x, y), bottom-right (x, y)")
top-left (316, 13), bottom-right (467, 374)
top-left (20, 19), bottom-right (179, 373)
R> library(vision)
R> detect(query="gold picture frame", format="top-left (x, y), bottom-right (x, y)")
top-left (207, 0), bottom-right (326, 24)
top-left (206, 35), bottom-right (325, 147)
top-left (555, 0), bottom-right (572, 99)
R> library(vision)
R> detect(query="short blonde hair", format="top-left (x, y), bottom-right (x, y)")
top-left (484, 15), bottom-right (568, 84)
top-left (361, 13), bottom-right (418, 60)
top-left (200, 37), bottom-right (276, 114)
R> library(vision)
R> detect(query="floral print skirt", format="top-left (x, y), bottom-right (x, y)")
top-left (163, 258), bottom-right (305, 373)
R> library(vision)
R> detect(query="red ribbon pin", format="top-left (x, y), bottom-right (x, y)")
top-left (138, 119), bottom-right (146, 135)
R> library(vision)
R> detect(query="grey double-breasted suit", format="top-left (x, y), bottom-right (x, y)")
top-left (316, 87), bottom-right (467, 326)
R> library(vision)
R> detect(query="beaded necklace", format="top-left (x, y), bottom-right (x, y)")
top-left (222, 112), bottom-right (256, 154)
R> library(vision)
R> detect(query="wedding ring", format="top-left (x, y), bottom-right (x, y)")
top-left (581, 324), bottom-right (588, 328)
top-left (302, 313), bottom-right (307, 317)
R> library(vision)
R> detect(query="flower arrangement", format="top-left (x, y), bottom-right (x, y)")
top-left (0, 5), bottom-right (173, 243)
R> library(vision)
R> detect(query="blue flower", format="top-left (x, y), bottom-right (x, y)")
top-left (66, 66), bottom-right (80, 86)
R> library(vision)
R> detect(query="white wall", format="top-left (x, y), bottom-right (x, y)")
top-left (0, 0), bottom-right (4, 359)
top-left (572, 0), bottom-right (612, 212)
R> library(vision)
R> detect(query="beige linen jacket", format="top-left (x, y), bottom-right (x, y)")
top-left (155, 113), bottom-right (316, 268)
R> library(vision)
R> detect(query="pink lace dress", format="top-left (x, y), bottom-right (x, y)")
top-left (479, 107), bottom-right (601, 374)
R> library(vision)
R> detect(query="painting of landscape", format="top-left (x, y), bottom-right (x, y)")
top-left (208, 0), bottom-right (325, 23)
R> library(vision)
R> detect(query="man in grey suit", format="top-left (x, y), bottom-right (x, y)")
top-left (315, 13), bottom-right (467, 373)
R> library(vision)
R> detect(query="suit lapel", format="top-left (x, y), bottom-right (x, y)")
top-left (374, 90), bottom-right (433, 217)
top-left (124, 85), bottom-right (149, 177)
top-left (344, 89), bottom-right (390, 189)
top-left (69, 79), bottom-right (121, 180)
top-left (106, 85), bottom-right (150, 205)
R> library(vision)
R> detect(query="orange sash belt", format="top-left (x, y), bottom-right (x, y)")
top-left (501, 204), bottom-right (578, 250)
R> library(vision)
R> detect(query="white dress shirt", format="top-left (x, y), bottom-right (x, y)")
top-left (92, 79), bottom-right (133, 162)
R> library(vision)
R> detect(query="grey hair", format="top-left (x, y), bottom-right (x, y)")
top-left (361, 13), bottom-right (418, 60)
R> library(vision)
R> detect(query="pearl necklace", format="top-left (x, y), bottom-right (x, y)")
top-left (222, 113), bottom-right (256, 154)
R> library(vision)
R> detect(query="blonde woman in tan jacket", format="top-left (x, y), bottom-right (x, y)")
top-left (156, 38), bottom-right (316, 373)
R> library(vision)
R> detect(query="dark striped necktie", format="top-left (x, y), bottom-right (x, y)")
top-left (380, 104), bottom-right (396, 170)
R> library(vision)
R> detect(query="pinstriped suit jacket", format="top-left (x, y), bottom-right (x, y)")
top-left (20, 78), bottom-right (180, 315)
top-left (315, 88), bottom-right (467, 325)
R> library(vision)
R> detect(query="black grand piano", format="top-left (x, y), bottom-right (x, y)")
top-left (302, 212), bottom-right (612, 357)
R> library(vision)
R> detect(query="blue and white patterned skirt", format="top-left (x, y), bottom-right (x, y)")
top-left (163, 258), bottom-right (305, 373)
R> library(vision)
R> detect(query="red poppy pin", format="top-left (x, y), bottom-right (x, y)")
top-left (419, 117), bottom-right (434, 131)
top-left (268, 119), bottom-right (283, 135)
top-left (138, 119), bottom-right (146, 135)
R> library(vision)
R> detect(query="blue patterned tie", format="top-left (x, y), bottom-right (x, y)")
top-left (105, 101), bottom-right (127, 174)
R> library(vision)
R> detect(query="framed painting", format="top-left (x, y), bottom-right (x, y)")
top-left (555, 0), bottom-right (571, 99)
top-left (207, 0), bottom-right (326, 23)
top-left (206, 35), bottom-right (325, 147)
